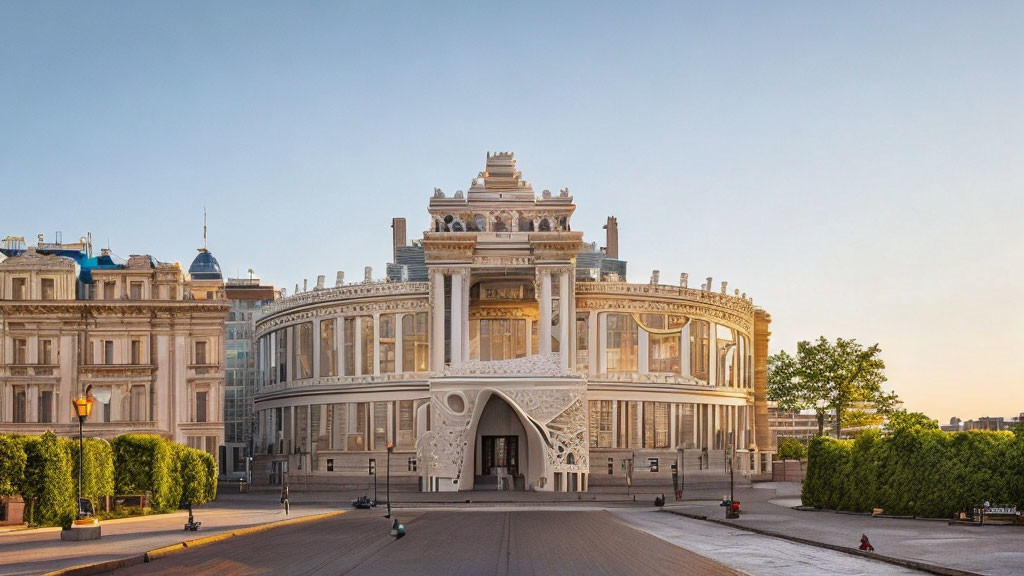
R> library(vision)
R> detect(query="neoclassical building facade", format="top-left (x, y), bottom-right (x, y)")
top-left (252, 153), bottom-right (772, 492)
top-left (0, 236), bottom-right (229, 457)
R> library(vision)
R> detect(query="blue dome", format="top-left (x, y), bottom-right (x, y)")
top-left (189, 249), bottom-right (222, 280)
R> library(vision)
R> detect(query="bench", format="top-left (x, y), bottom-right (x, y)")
top-left (974, 505), bottom-right (1021, 525)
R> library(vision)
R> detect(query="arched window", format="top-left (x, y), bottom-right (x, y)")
top-left (452, 221), bottom-right (464, 232)
top-left (493, 214), bottom-right (508, 232)
top-left (443, 214), bottom-right (454, 232)
top-left (518, 216), bottom-right (532, 232)
top-left (538, 219), bottom-right (551, 231)
top-left (559, 217), bottom-right (568, 231)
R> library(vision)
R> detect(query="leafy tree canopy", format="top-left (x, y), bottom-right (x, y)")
top-left (768, 336), bottom-right (898, 438)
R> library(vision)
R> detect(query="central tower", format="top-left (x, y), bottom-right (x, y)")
top-left (419, 152), bottom-right (589, 492)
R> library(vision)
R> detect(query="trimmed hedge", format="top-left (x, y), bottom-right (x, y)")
top-left (70, 438), bottom-right (115, 505)
top-left (0, 435), bottom-right (26, 496)
top-left (803, 428), bottom-right (1024, 518)
top-left (1, 432), bottom-right (217, 526)
top-left (22, 432), bottom-right (76, 528)
top-left (776, 437), bottom-right (807, 461)
top-left (111, 434), bottom-right (180, 513)
top-left (112, 434), bottom-right (217, 513)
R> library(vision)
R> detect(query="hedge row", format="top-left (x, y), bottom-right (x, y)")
top-left (0, 432), bottom-right (217, 527)
top-left (803, 428), bottom-right (1024, 518)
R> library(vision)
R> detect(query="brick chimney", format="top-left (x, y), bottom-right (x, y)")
top-left (602, 216), bottom-right (619, 259)
top-left (391, 218), bottom-right (407, 263)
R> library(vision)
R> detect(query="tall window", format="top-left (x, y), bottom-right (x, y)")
top-left (38, 390), bottom-right (53, 423)
top-left (379, 314), bottom-right (396, 374)
top-left (642, 402), bottom-right (670, 449)
top-left (689, 320), bottom-right (710, 381)
top-left (130, 339), bottom-right (142, 364)
top-left (588, 400), bottom-right (613, 448)
top-left (373, 402), bottom-right (388, 448)
top-left (194, 341), bottom-right (207, 365)
top-left (343, 318), bottom-right (355, 376)
top-left (13, 339), bottom-right (27, 364)
top-left (348, 402), bottom-right (367, 451)
top-left (716, 325), bottom-right (737, 387)
top-left (605, 314), bottom-right (638, 373)
top-left (13, 387), bottom-right (26, 423)
top-left (40, 339), bottom-right (53, 365)
top-left (401, 313), bottom-right (428, 372)
top-left (103, 282), bottom-right (115, 300)
top-left (397, 400), bottom-right (415, 450)
top-left (359, 316), bottom-right (373, 375)
top-left (469, 319), bottom-right (527, 361)
top-left (576, 314), bottom-right (589, 373)
top-left (277, 329), bottom-right (288, 383)
top-left (102, 340), bottom-right (114, 364)
top-left (12, 278), bottom-right (27, 299)
top-left (320, 320), bottom-right (337, 377)
top-left (196, 391), bottom-right (208, 422)
top-left (295, 322), bottom-right (313, 379)
top-left (130, 282), bottom-right (143, 300)
top-left (642, 314), bottom-right (685, 374)
top-left (130, 386), bottom-right (147, 421)
top-left (41, 278), bottom-right (55, 300)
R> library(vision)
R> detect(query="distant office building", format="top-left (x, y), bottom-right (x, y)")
top-left (0, 233), bottom-right (228, 459)
top-left (223, 277), bottom-right (277, 477)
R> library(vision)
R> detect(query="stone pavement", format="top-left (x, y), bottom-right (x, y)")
top-left (101, 510), bottom-right (745, 576)
top-left (661, 482), bottom-right (1024, 576)
top-left (0, 494), bottom-right (338, 576)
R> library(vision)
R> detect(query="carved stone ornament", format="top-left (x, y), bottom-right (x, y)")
top-left (441, 353), bottom-right (578, 378)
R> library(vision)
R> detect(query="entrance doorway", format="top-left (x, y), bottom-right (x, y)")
top-left (481, 435), bottom-right (519, 478)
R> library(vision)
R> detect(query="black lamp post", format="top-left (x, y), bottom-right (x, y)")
top-left (71, 395), bottom-right (94, 519)
top-left (385, 442), bottom-right (393, 518)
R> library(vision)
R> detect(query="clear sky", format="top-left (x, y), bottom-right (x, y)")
top-left (2, 2), bottom-right (1022, 424)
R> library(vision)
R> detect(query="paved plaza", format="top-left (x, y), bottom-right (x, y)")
top-left (1, 485), bottom-right (1022, 576)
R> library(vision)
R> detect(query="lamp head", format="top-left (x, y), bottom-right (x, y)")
top-left (387, 441), bottom-right (394, 452)
top-left (72, 395), bottom-right (94, 419)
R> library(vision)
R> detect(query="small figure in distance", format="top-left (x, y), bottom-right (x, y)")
top-left (859, 534), bottom-right (875, 552)
top-left (281, 484), bottom-right (290, 515)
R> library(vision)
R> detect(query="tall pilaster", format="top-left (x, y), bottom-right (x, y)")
top-left (430, 270), bottom-right (445, 370)
top-left (539, 269), bottom-right (552, 355)
top-left (753, 309), bottom-right (772, 451)
top-left (450, 269), bottom-right (464, 364)
top-left (558, 268), bottom-right (570, 370)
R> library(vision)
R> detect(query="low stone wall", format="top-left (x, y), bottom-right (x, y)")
top-left (772, 459), bottom-right (807, 482)
top-left (0, 495), bottom-right (25, 526)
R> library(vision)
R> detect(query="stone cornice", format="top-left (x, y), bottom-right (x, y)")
top-left (0, 300), bottom-right (230, 317)
top-left (256, 295), bottom-right (430, 337)
top-left (422, 232), bottom-right (477, 262)
top-left (575, 282), bottom-right (755, 333)
top-left (257, 281), bottom-right (429, 321)
top-left (529, 232), bottom-right (584, 261)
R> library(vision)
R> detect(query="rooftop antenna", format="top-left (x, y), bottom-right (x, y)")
top-left (248, 268), bottom-right (254, 281)
top-left (202, 207), bottom-right (208, 251)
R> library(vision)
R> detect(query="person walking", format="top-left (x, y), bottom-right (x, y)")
top-left (281, 484), bottom-right (290, 515)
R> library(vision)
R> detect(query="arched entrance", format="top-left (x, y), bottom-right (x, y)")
top-left (460, 391), bottom-right (547, 491)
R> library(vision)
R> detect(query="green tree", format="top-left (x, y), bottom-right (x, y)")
top-left (776, 437), bottom-right (807, 460)
top-left (0, 435), bottom-right (27, 497)
top-left (887, 409), bottom-right (939, 434)
top-left (768, 336), bottom-right (896, 438)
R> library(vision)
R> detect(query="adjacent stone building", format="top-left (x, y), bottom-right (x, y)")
top-left (252, 153), bottom-right (773, 491)
top-left (0, 235), bottom-right (228, 458)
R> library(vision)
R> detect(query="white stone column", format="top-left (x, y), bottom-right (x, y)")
top-left (597, 313), bottom-right (607, 375)
top-left (539, 270), bottom-right (552, 356)
top-left (312, 319), bottom-right (321, 379)
top-left (354, 316), bottom-right (363, 376)
top-left (708, 323), bottom-right (718, 387)
top-left (587, 311), bottom-right (598, 377)
top-left (638, 328), bottom-right (649, 374)
top-left (450, 270), bottom-right (464, 365)
top-left (558, 269), bottom-right (570, 370)
top-left (680, 322), bottom-right (691, 378)
top-left (394, 313), bottom-right (404, 373)
top-left (525, 319), bottom-right (534, 356)
top-left (373, 313), bottom-right (381, 377)
top-left (431, 270), bottom-right (445, 370)
top-left (335, 318), bottom-right (344, 377)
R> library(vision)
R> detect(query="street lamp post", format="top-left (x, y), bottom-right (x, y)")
top-left (385, 442), bottom-right (393, 518)
top-left (71, 395), bottom-right (94, 519)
